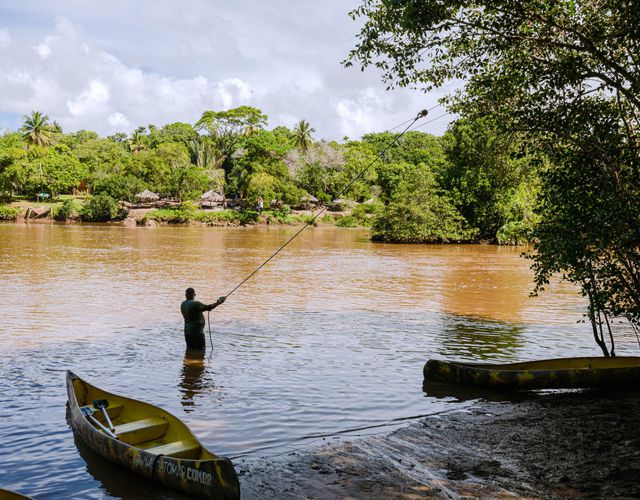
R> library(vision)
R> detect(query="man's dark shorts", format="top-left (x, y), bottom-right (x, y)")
top-left (185, 333), bottom-right (206, 350)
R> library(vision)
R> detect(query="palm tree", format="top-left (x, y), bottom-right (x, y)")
top-left (20, 111), bottom-right (56, 147)
top-left (128, 128), bottom-right (148, 154)
top-left (188, 136), bottom-right (225, 170)
top-left (293, 119), bottom-right (315, 151)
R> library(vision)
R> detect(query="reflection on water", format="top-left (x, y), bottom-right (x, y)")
top-left (71, 428), bottom-right (192, 500)
top-left (1, 224), bottom-right (637, 499)
top-left (180, 348), bottom-right (207, 412)
top-left (439, 314), bottom-right (525, 360)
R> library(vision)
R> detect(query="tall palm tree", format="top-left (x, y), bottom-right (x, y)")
top-left (20, 111), bottom-right (56, 147)
top-left (293, 119), bottom-right (315, 151)
top-left (128, 128), bottom-right (148, 154)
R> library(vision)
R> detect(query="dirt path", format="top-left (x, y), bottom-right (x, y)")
top-left (238, 390), bottom-right (640, 498)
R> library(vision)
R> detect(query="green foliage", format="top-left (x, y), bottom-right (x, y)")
top-left (80, 194), bottom-right (119, 222)
top-left (246, 172), bottom-right (277, 205)
top-left (37, 152), bottom-right (87, 196)
top-left (0, 205), bottom-right (19, 220)
top-left (53, 198), bottom-right (77, 221)
top-left (144, 207), bottom-right (261, 225)
top-left (20, 111), bottom-right (56, 147)
top-left (73, 137), bottom-right (130, 180)
top-left (91, 174), bottom-right (145, 203)
top-left (151, 122), bottom-right (198, 147)
top-left (293, 119), bottom-right (315, 151)
top-left (196, 106), bottom-right (268, 181)
top-left (363, 132), bottom-right (449, 177)
top-left (371, 165), bottom-right (476, 243)
top-left (348, 0), bottom-right (640, 350)
top-left (372, 200), bottom-right (476, 243)
top-left (335, 215), bottom-right (358, 228)
top-left (444, 117), bottom-right (538, 240)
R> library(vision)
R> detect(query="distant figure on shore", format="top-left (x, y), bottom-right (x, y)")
top-left (256, 196), bottom-right (264, 213)
top-left (180, 288), bottom-right (226, 349)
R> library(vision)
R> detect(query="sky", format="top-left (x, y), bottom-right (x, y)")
top-left (0, 1), bottom-right (454, 140)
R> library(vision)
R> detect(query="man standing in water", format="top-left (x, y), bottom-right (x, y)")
top-left (180, 288), bottom-right (226, 349)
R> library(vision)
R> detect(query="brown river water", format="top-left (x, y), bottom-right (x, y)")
top-left (1, 223), bottom-right (637, 499)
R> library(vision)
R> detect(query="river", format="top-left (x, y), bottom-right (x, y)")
top-left (0, 223), bottom-right (635, 499)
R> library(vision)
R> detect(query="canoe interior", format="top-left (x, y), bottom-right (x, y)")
top-left (454, 356), bottom-right (640, 371)
top-left (71, 376), bottom-right (217, 461)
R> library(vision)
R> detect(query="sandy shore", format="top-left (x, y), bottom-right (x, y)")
top-left (239, 388), bottom-right (640, 499)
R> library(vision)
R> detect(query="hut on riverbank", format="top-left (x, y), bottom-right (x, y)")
top-left (299, 194), bottom-right (319, 210)
top-left (200, 190), bottom-right (225, 208)
top-left (136, 190), bottom-right (159, 203)
top-left (135, 189), bottom-right (160, 208)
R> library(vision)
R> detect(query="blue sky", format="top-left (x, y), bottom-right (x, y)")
top-left (0, 1), bottom-right (453, 139)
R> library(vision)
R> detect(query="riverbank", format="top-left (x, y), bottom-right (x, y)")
top-left (239, 388), bottom-right (640, 499)
top-left (1, 198), bottom-right (362, 227)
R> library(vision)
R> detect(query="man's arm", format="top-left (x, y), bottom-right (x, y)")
top-left (201, 296), bottom-right (226, 311)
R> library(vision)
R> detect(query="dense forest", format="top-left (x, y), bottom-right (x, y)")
top-left (0, 107), bottom-right (539, 244)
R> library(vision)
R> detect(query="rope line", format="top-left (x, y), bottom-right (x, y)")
top-left (223, 109), bottom-right (429, 299)
top-left (387, 103), bottom-right (441, 132)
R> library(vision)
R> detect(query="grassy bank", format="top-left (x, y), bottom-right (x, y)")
top-left (144, 207), bottom-right (324, 226)
top-left (0, 197), bottom-right (373, 228)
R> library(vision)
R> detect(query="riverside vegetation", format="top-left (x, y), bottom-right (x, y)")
top-left (0, 108), bottom-right (538, 244)
top-left (346, 0), bottom-right (640, 355)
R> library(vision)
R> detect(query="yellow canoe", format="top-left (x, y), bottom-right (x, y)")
top-left (423, 356), bottom-right (640, 389)
top-left (66, 371), bottom-right (240, 500)
top-left (0, 489), bottom-right (33, 500)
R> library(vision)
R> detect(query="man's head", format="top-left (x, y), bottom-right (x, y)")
top-left (185, 287), bottom-right (195, 299)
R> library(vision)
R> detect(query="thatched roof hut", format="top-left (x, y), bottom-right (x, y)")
top-left (301, 194), bottom-right (319, 203)
top-left (200, 190), bottom-right (225, 203)
top-left (136, 189), bottom-right (160, 202)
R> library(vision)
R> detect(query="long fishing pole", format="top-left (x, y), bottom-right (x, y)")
top-left (223, 109), bottom-right (429, 300)
top-left (206, 109), bottom-right (429, 349)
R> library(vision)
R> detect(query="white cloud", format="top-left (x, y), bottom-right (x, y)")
top-left (67, 80), bottom-right (110, 116)
top-left (336, 88), bottom-right (395, 138)
top-left (108, 112), bottom-right (130, 128)
top-left (0, 5), bottom-right (452, 139)
top-left (0, 29), bottom-right (11, 49)
top-left (34, 43), bottom-right (51, 58)
top-left (218, 78), bottom-right (253, 108)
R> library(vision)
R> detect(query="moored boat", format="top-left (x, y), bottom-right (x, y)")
top-left (424, 356), bottom-right (640, 389)
top-left (66, 371), bottom-right (240, 499)
top-left (0, 489), bottom-right (33, 499)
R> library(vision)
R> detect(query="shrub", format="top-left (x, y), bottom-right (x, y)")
top-left (80, 194), bottom-right (118, 222)
top-left (497, 220), bottom-right (533, 245)
top-left (143, 208), bottom-right (190, 223)
top-left (237, 210), bottom-right (259, 225)
top-left (335, 215), bottom-right (358, 227)
top-left (0, 205), bottom-right (19, 220)
top-left (54, 198), bottom-right (77, 221)
top-left (371, 200), bottom-right (477, 243)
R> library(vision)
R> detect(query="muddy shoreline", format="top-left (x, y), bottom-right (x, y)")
top-left (239, 389), bottom-right (640, 498)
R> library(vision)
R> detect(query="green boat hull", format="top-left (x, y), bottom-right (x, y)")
top-left (423, 356), bottom-right (640, 389)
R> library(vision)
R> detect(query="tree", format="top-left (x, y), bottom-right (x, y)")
top-left (444, 117), bottom-right (538, 241)
top-left (188, 136), bottom-right (224, 171)
top-left (347, 0), bottom-right (640, 355)
top-left (293, 119), bottom-right (315, 151)
top-left (20, 111), bottom-right (56, 147)
top-left (91, 174), bottom-right (146, 203)
top-left (151, 122), bottom-right (199, 147)
top-left (80, 194), bottom-right (119, 222)
top-left (371, 163), bottom-right (476, 243)
top-left (195, 106), bottom-right (268, 180)
top-left (128, 128), bottom-right (148, 154)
